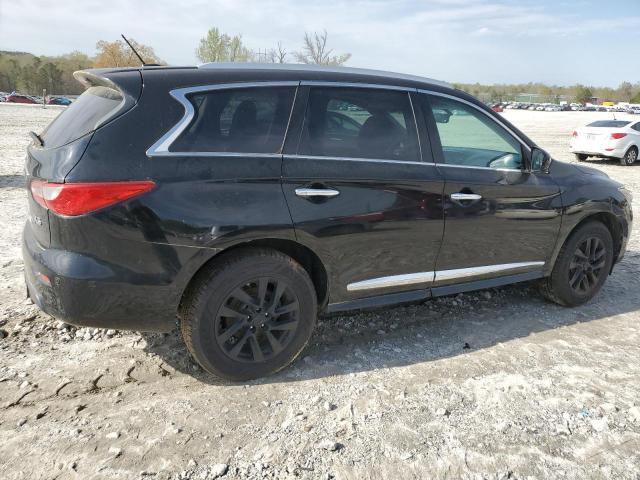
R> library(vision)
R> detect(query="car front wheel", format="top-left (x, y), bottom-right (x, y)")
top-left (540, 221), bottom-right (613, 307)
top-left (574, 153), bottom-right (588, 161)
top-left (180, 248), bottom-right (317, 381)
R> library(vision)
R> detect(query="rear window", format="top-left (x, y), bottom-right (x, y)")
top-left (40, 86), bottom-right (124, 149)
top-left (171, 87), bottom-right (296, 154)
top-left (587, 120), bottom-right (630, 128)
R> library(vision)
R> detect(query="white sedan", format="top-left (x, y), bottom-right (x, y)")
top-left (570, 119), bottom-right (640, 165)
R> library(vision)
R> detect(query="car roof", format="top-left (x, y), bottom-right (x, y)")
top-left (88, 62), bottom-right (452, 92)
top-left (196, 62), bottom-right (452, 88)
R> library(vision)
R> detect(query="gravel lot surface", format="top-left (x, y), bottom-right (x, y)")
top-left (1, 104), bottom-right (639, 480)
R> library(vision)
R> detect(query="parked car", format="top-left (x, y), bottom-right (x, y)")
top-left (570, 119), bottom-right (640, 165)
top-left (23, 64), bottom-right (633, 380)
top-left (47, 96), bottom-right (72, 106)
top-left (491, 104), bottom-right (504, 112)
top-left (5, 93), bottom-right (38, 104)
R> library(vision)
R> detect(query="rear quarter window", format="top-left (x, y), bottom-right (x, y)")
top-left (40, 86), bottom-right (124, 149)
top-left (170, 87), bottom-right (296, 154)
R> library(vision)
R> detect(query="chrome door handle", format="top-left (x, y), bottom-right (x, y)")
top-left (450, 193), bottom-right (482, 201)
top-left (295, 188), bottom-right (340, 198)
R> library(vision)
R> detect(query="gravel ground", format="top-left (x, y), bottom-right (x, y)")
top-left (1, 104), bottom-right (639, 480)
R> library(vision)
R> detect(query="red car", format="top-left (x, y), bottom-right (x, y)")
top-left (6, 94), bottom-right (38, 104)
top-left (491, 104), bottom-right (504, 113)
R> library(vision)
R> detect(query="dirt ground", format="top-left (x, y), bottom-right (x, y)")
top-left (1, 104), bottom-right (639, 480)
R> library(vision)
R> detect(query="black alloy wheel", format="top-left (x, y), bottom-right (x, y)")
top-left (180, 248), bottom-right (317, 381)
top-left (540, 221), bottom-right (613, 307)
top-left (568, 237), bottom-right (606, 294)
top-left (215, 277), bottom-right (300, 363)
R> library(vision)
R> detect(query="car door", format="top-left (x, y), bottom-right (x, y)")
top-left (417, 92), bottom-right (562, 290)
top-left (281, 85), bottom-right (445, 308)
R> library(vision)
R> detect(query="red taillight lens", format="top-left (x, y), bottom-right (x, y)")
top-left (611, 133), bottom-right (627, 139)
top-left (571, 130), bottom-right (578, 137)
top-left (29, 180), bottom-right (155, 216)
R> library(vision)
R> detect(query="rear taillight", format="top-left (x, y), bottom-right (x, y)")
top-left (611, 133), bottom-right (627, 139)
top-left (571, 130), bottom-right (578, 137)
top-left (30, 180), bottom-right (155, 216)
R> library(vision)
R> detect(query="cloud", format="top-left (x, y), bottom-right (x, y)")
top-left (0, 0), bottom-right (638, 86)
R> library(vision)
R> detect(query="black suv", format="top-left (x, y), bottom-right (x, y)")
top-left (23, 64), bottom-right (633, 380)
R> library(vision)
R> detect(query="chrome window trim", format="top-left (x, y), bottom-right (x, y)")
top-left (284, 154), bottom-right (433, 167)
top-left (346, 261), bottom-right (545, 291)
top-left (418, 89), bottom-right (532, 153)
top-left (146, 81), bottom-right (300, 157)
top-left (435, 163), bottom-right (527, 173)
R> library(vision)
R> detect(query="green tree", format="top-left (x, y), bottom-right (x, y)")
top-left (575, 85), bottom-right (593, 104)
top-left (631, 91), bottom-right (640, 104)
top-left (293, 30), bottom-right (351, 65)
top-left (618, 81), bottom-right (634, 102)
top-left (195, 28), bottom-right (252, 63)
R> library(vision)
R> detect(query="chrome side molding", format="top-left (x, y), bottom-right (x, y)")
top-left (346, 261), bottom-right (545, 291)
top-left (347, 271), bottom-right (435, 291)
top-left (434, 262), bottom-right (544, 282)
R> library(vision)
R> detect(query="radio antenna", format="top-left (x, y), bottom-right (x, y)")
top-left (121, 34), bottom-right (146, 65)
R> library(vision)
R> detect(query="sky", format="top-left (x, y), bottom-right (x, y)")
top-left (0, 0), bottom-right (639, 87)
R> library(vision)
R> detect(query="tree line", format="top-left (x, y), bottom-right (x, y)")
top-left (454, 81), bottom-right (640, 104)
top-left (2, 27), bottom-right (638, 104)
top-left (0, 29), bottom-right (350, 96)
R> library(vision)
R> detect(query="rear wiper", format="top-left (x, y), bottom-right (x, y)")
top-left (29, 131), bottom-right (44, 147)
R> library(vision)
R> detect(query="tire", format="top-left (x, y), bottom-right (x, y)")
top-left (540, 221), bottom-right (613, 307)
top-left (620, 146), bottom-right (638, 166)
top-left (574, 153), bottom-right (588, 161)
top-left (180, 248), bottom-right (317, 381)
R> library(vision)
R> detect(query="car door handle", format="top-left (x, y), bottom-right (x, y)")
top-left (450, 193), bottom-right (482, 201)
top-left (295, 188), bottom-right (340, 198)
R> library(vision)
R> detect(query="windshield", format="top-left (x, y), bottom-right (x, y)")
top-left (40, 86), bottom-right (123, 148)
top-left (587, 120), bottom-right (630, 128)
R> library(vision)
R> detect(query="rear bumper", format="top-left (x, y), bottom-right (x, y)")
top-left (570, 142), bottom-right (625, 158)
top-left (22, 222), bottom-right (177, 332)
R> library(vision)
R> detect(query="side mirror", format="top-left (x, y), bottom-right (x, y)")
top-left (530, 147), bottom-right (552, 173)
top-left (433, 109), bottom-right (452, 124)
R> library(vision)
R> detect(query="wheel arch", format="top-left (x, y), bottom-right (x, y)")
top-left (553, 212), bottom-right (623, 272)
top-left (178, 238), bottom-right (330, 314)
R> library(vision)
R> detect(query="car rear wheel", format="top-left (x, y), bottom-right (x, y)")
top-left (574, 153), bottom-right (588, 161)
top-left (620, 146), bottom-right (638, 166)
top-left (180, 248), bottom-right (317, 381)
top-left (540, 221), bottom-right (613, 307)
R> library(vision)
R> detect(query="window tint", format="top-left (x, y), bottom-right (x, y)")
top-left (298, 88), bottom-right (419, 161)
top-left (41, 86), bottom-right (123, 149)
top-left (632, 123), bottom-right (640, 132)
top-left (425, 95), bottom-right (523, 170)
top-left (171, 87), bottom-right (296, 153)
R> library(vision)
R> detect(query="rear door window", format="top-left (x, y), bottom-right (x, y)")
top-left (40, 86), bottom-right (124, 149)
top-left (298, 87), bottom-right (420, 162)
top-left (171, 87), bottom-right (296, 153)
